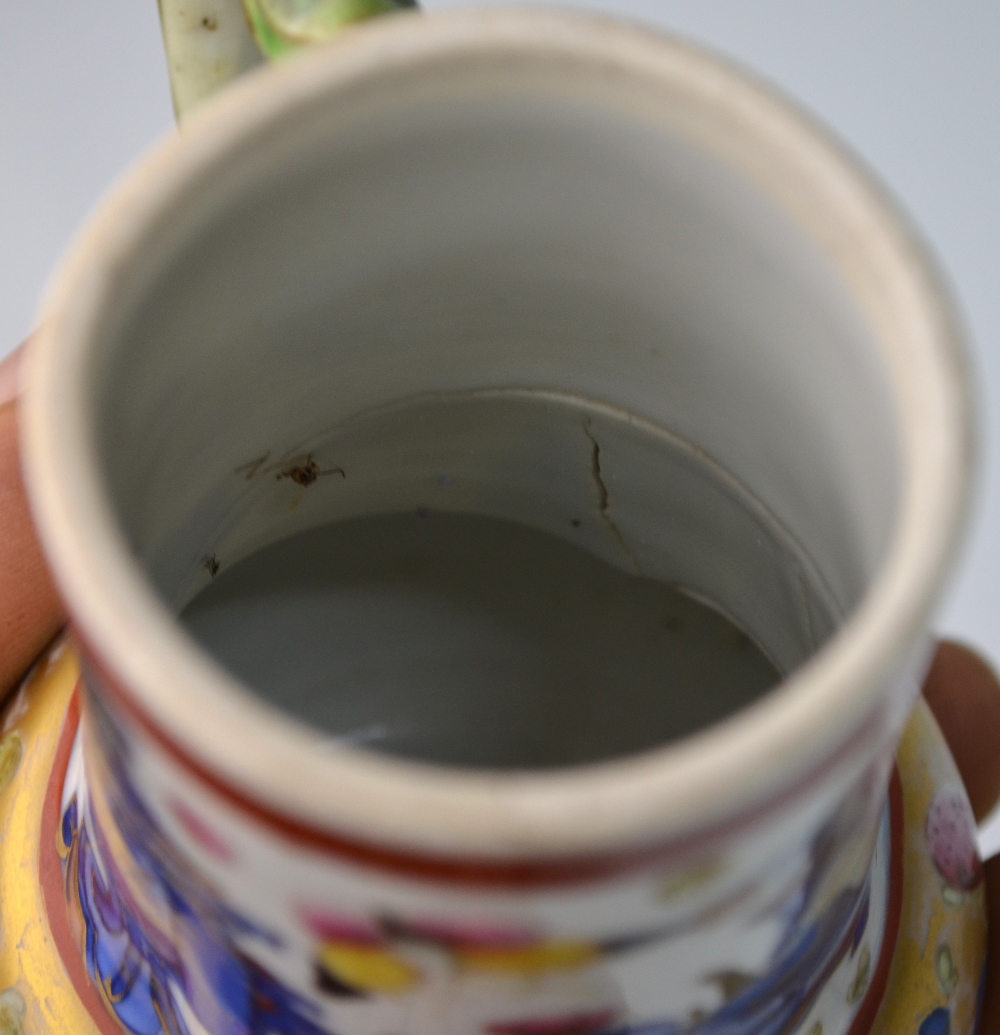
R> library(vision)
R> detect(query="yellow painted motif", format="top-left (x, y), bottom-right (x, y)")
top-left (455, 941), bottom-right (601, 975)
top-left (318, 943), bottom-right (421, 994)
top-left (0, 638), bottom-right (103, 1033)
top-left (868, 700), bottom-right (988, 1035)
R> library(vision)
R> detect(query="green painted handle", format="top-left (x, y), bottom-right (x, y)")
top-left (158, 0), bottom-right (417, 122)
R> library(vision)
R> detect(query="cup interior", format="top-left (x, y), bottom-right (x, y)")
top-left (84, 18), bottom-right (904, 771)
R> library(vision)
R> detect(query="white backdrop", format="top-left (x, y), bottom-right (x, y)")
top-left (2, 1), bottom-right (998, 850)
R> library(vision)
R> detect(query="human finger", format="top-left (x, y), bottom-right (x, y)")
top-left (0, 346), bottom-right (66, 698)
top-left (923, 640), bottom-right (1000, 823)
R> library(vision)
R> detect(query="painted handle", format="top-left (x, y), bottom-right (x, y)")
top-left (158, 0), bottom-right (418, 121)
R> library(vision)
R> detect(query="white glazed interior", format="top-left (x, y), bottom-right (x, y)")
top-left (177, 395), bottom-right (807, 768)
top-left (23, 10), bottom-right (974, 856)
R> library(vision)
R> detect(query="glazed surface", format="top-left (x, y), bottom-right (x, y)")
top-left (0, 639), bottom-right (986, 1035)
top-left (181, 509), bottom-right (780, 769)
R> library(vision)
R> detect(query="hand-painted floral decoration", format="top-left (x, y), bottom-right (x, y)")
top-left (926, 786), bottom-right (983, 892)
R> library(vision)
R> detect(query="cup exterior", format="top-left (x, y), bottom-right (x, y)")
top-left (56, 652), bottom-right (903, 1034)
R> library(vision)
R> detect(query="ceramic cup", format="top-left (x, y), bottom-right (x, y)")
top-left (20, 9), bottom-right (977, 1035)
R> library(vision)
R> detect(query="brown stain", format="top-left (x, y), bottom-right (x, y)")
top-left (201, 14), bottom-right (218, 29)
top-left (278, 457), bottom-right (321, 487)
top-left (277, 455), bottom-right (346, 488)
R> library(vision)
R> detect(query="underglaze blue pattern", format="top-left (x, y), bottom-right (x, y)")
top-left (61, 753), bottom-right (331, 1034)
top-left (59, 689), bottom-right (876, 1035)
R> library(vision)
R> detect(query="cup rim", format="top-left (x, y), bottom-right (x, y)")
top-left (21, 7), bottom-right (976, 861)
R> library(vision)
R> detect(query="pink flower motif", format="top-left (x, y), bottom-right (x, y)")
top-left (297, 909), bottom-right (541, 949)
top-left (395, 918), bottom-right (537, 949)
top-left (169, 798), bottom-right (236, 864)
top-left (926, 785), bottom-right (983, 891)
top-left (486, 1010), bottom-right (619, 1035)
top-left (298, 908), bottom-right (383, 945)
